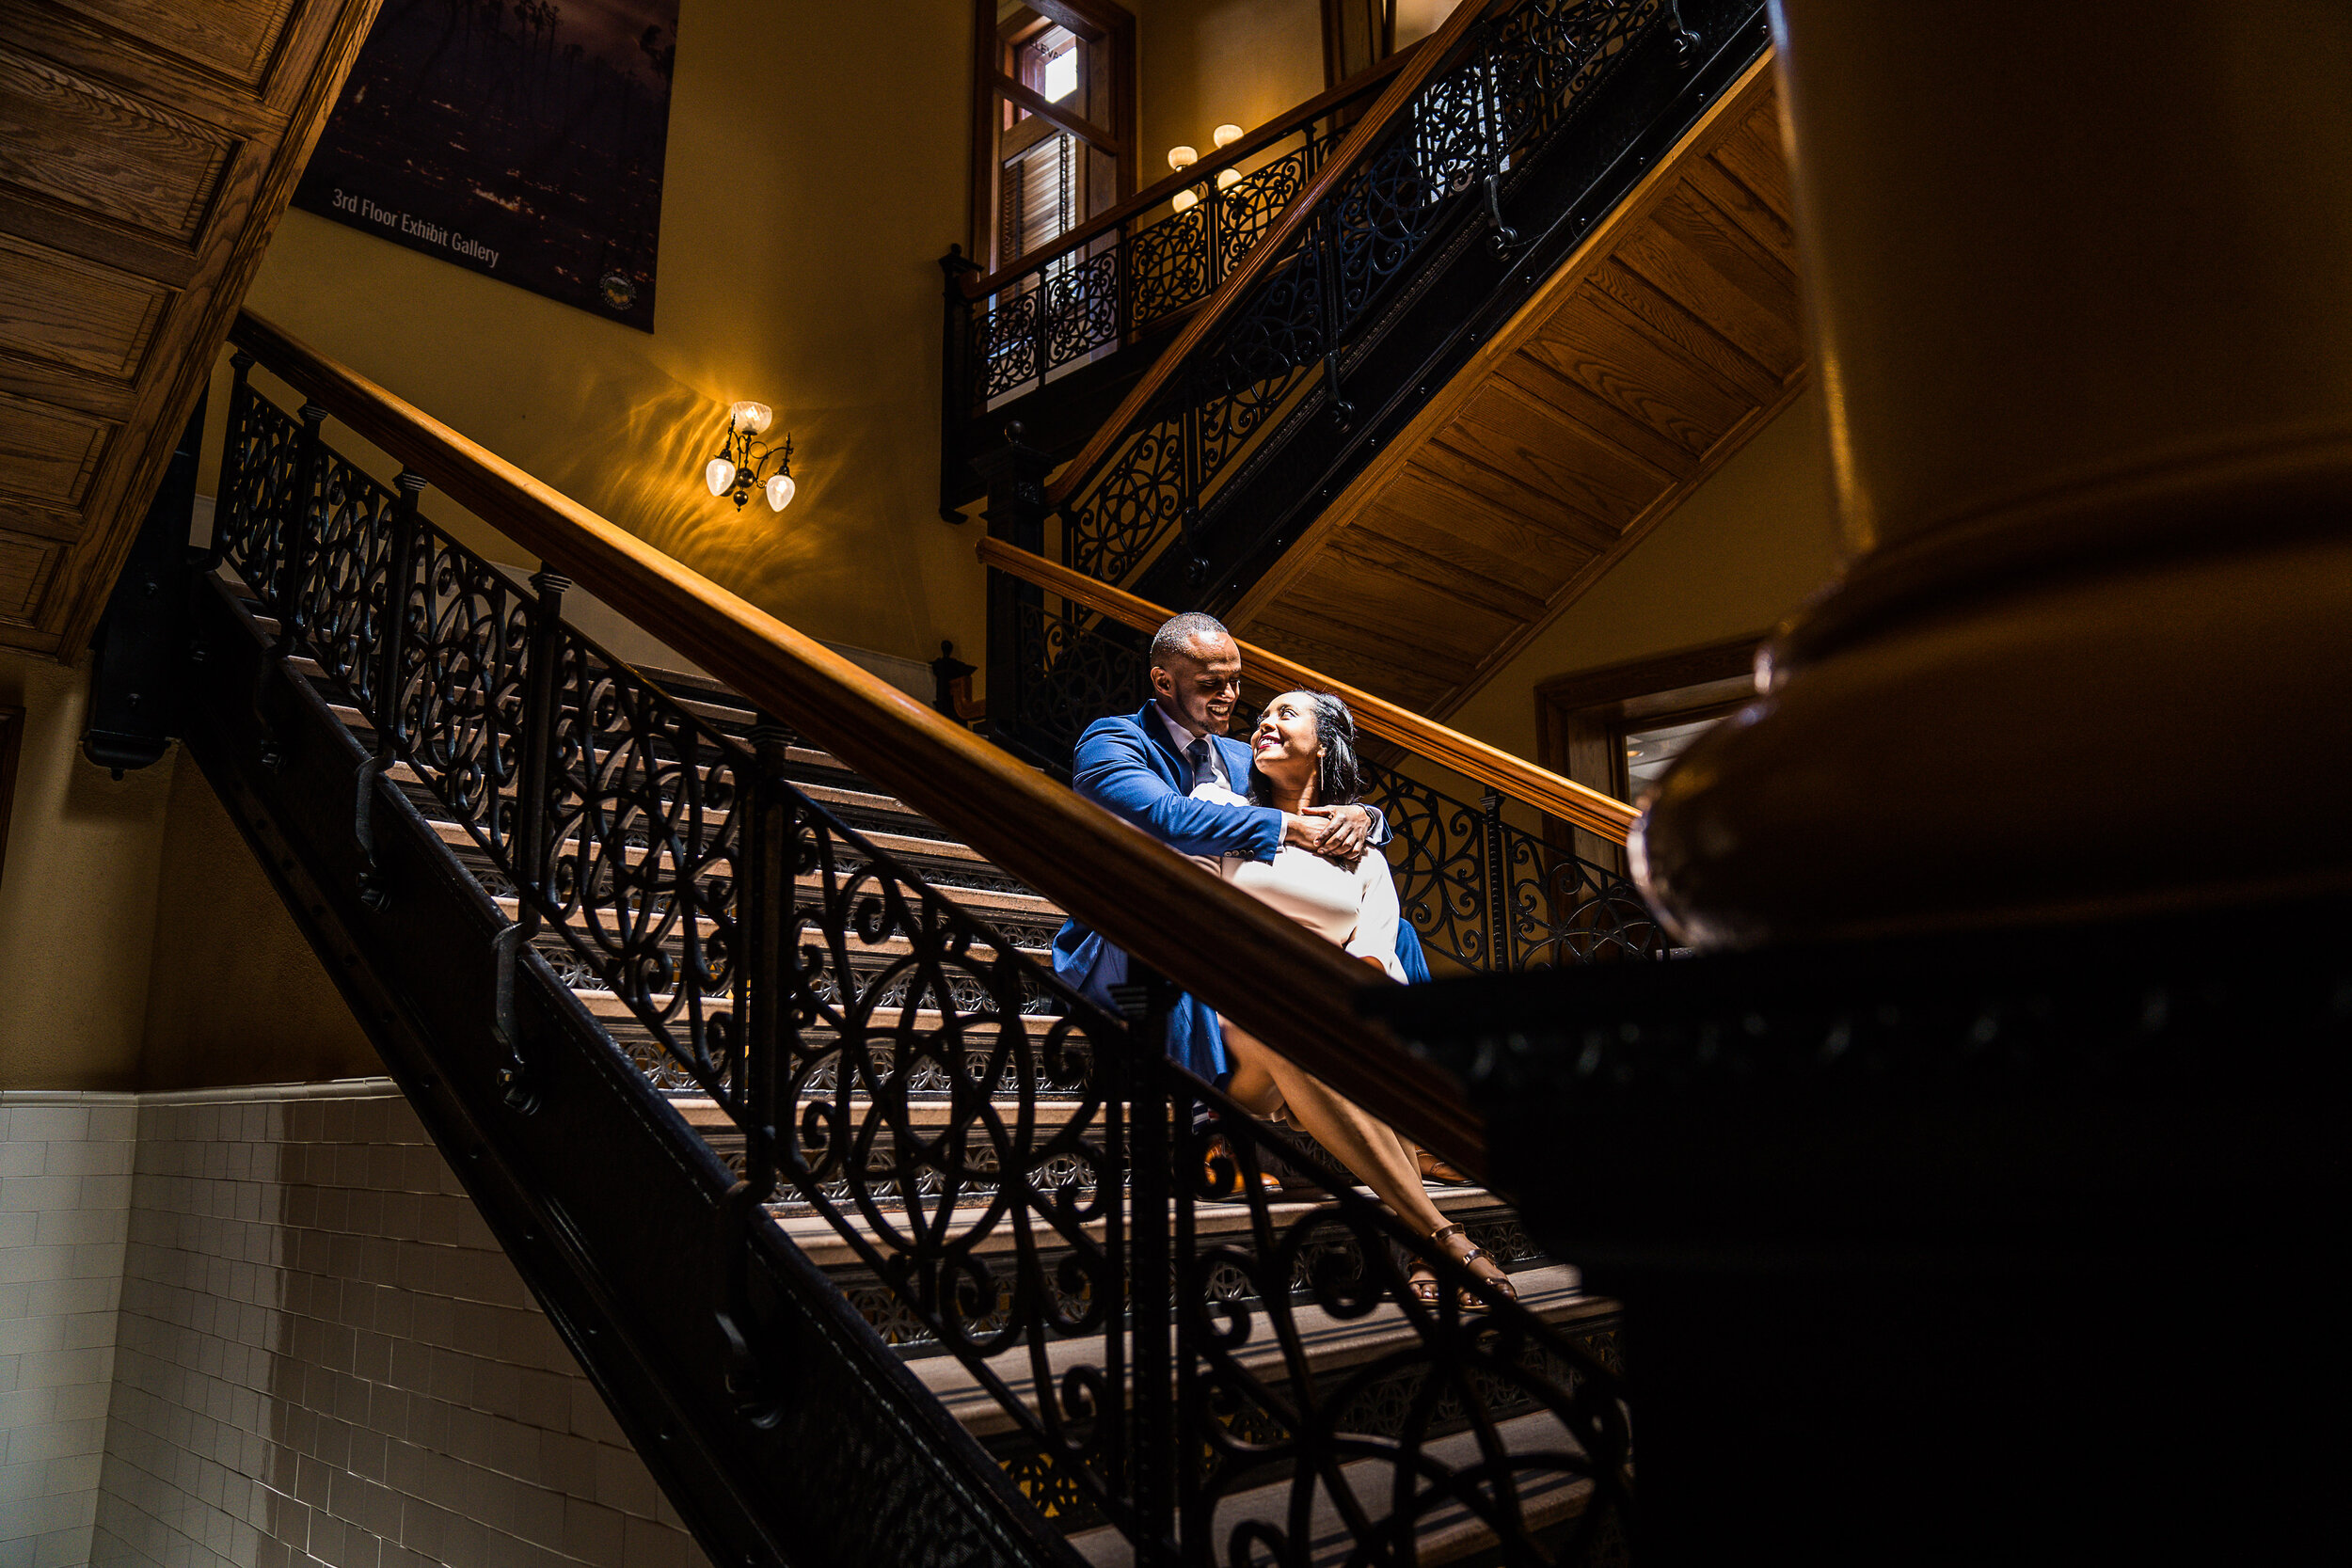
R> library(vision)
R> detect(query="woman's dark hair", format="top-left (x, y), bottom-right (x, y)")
top-left (1249, 690), bottom-right (1364, 808)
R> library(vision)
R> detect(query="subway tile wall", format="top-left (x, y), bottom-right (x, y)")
top-left (4, 1081), bottom-right (706, 1568)
top-left (1, 1091), bottom-right (137, 1568)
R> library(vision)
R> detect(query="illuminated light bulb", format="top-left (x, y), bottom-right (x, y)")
top-left (728, 401), bottom-right (772, 435)
top-left (1170, 188), bottom-right (1198, 213)
top-left (1216, 167), bottom-right (1241, 190)
top-left (704, 456), bottom-right (736, 497)
top-left (1212, 123), bottom-right (1243, 148)
top-left (765, 472), bottom-right (796, 513)
top-left (1167, 145), bottom-right (1198, 171)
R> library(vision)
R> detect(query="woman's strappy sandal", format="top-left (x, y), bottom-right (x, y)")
top-left (1407, 1223), bottom-right (1518, 1311)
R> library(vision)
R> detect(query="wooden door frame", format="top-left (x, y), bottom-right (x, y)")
top-left (1534, 633), bottom-right (1763, 870)
top-left (970, 0), bottom-right (1137, 270)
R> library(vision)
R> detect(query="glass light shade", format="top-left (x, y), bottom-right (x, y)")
top-left (729, 401), bottom-right (772, 435)
top-left (704, 456), bottom-right (736, 497)
top-left (765, 472), bottom-right (796, 512)
top-left (1216, 167), bottom-right (1241, 190)
top-left (1167, 144), bottom-right (1198, 170)
top-left (1212, 123), bottom-right (1243, 148)
top-left (1170, 188), bottom-right (1198, 213)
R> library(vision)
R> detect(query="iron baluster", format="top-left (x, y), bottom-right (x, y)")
top-left (251, 399), bottom-right (327, 771)
top-left (1110, 972), bottom-right (1179, 1563)
top-left (1316, 208), bottom-right (1353, 430)
top-left (1179, 372), bottom-right (1204, 584)
top-left (491, 565), bottom-right (567, 1114)
top-left (1480, 29), bottom-right (1522, 256)
top-left (1030, 266), bottom-right (1051, 403)
top-left (281, 402), bottom-right (328, 632)
top-left (741, 720), bottom-right (791, 1197)
top-left (1482, 791), bottom-right (1513, 973)
top-left (1115, 220), bottom-right (1135, 352)
top-left (350, 469), bottom-right (425, 914)
top-left (208, 352), bottom-right (256, 573)
top-left (373, 471), bottom-right (424, 752)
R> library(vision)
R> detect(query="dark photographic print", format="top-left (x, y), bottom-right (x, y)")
top-left (292, 0), bottom-right (682, 329)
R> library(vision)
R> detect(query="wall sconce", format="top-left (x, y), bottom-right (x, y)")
top-left (702, 401), bottom-right (796, 512)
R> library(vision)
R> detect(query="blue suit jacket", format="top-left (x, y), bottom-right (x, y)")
top-left (1053, 703), bottom-right (1429, 1080)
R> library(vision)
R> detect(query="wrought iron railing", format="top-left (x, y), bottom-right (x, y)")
top-left (939, 47), bottom-right (1434, 517)
top-left (211, 350), bottom-right (1634, 1563)
top-left (1044, 0), bottom-right (1677, 593)
top-left (997, 600), bottom-right (1665, 973)
top-left (956, 125), bottom-right (1336, 415)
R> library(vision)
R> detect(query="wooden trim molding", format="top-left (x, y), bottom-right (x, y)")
top-left (977, 536), bottom-right (1638, 842)
top-left (1534, 632), bottom-right (1761, 871)
top-left (228, 310), bottom-right (1488, 1176)
top-left (0, 705), bottom-right (23, 892)
top-left (1534, 633), bottom-right (1762, 717)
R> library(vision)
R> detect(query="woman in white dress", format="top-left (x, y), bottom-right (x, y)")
top-left (1196, 689), bottom-right (1515, 1308)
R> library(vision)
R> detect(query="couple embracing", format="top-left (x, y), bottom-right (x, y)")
top-left (1051, 612), bottom-right (1515, 1307)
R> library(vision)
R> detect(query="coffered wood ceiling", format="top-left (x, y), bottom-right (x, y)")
top-left (1227, 54), bottom-right (1806, 718)
top-left (0, 0), bottom-right (379, 660)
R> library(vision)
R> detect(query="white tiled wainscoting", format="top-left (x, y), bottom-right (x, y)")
top-left (1, 1093), bottom-right (137, 1568)
top-left (1, 1083), bottom-right (705, 1568)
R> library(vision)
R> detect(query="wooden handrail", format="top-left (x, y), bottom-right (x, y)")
top-left (963, 43), bottom-right (1426, 300)
top-left (977, 537), bottom-right (1641, 843)
top-left (227, 310), bottom-right (1487, 1176)
top-left (1044, 0), bottom-right (1502, 511)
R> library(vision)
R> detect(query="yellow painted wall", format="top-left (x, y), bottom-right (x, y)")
top-left (0, 651), bottom-right (172, 1089)
top-left (200, 0), bottom-right (991, 673)
top-left (1445, 388), bottom-right (1843, 762)
top-left (0, 650), bottom-right (372, 1092)
top-left (137, 760), bottom-right (378, 1093)
top-left (1135, 1), bottom-right (1327, 175)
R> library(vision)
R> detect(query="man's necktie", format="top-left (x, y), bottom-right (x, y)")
top-left (1185, 736), bottom-right (1212, 790)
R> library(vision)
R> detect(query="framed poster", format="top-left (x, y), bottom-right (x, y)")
top-left (291, 0), bottom-right (683, 330)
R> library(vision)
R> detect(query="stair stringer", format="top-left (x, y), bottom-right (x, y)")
top-left (178, 571), bottom-right (1081, 1568)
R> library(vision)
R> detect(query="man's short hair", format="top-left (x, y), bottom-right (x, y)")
top-left (1150, 611), bottom-right (1232, 669)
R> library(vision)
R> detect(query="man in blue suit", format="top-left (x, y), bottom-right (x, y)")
top-left (1052, 612), bottom-right (1422, 1082)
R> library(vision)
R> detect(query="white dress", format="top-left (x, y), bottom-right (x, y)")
top-left (1187, 782), bottom-right (1406, 981)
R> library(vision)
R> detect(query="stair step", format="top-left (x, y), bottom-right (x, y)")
top-left (575, 986), bottom-right (1067, 1037)
top-left (771, 1184), bottom-right (1517, 1278)
top-left (1065, 1402), bottom-right (1602, 1567)
top-left (466, 846), bottom-right (1058, 930)
top-left (914, 1259), bottom-right (1592, 1440)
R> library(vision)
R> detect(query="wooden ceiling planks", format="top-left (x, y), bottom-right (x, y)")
top-left (1229, 52), bottom-right (1808, 720)
top-left (0, 0), bottom-right (380, 659)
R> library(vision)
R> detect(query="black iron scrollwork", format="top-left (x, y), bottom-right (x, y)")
top-left (1000, 597), bottom-right (1663, 976)
top-left (1054, 0), bottom-right (1666, 590)
top-left (217, 362), bottom-right (1635, 1564)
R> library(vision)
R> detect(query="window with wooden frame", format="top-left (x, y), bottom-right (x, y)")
top-left (971, 1), bottom-right (1136, 274)
top-left (1534, 634), bottom-right (1764, 872)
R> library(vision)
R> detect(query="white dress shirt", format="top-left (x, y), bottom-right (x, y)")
top-left (1152, 703), bottom-right (1232, 795)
